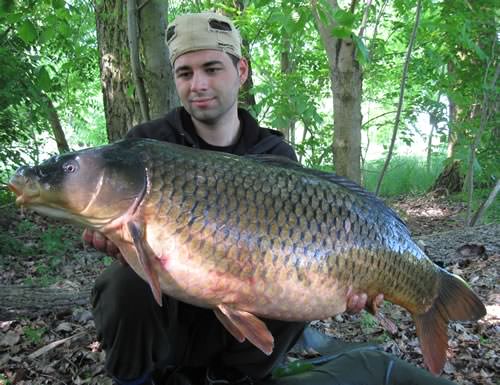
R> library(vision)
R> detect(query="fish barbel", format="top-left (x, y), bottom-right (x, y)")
top-left (8, 138), bottom-right (486, 374)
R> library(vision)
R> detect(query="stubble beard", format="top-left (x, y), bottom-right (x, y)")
top-left (188, 95), bottom-right (238, 126)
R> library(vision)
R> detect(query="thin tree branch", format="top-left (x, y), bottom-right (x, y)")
top-left (465, 61), bottom-right (499, 225)
top-left (470, 180), bottom-right (500, 226)
top-left (368, 0), bottom-right (389, 59)
top-left (375, 0), bottom-right (422, 195)
top-left (362, 109), bottom-right (399, 127)
top-left (137, 0), bottom-right (151, 11)
top-left (358, 0), bottom-right (373, 39)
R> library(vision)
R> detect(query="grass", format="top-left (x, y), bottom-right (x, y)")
top-left (362, 154), bottom-right (446, 197)
top-left (449, 188), bottom-right (500, 225)
top-left (362, 154), bottom-right (499, 225)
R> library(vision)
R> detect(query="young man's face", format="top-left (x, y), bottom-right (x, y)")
top-left (173, 49), bottom-right (248, 126)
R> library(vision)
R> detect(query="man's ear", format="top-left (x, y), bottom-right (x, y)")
top-left (238, 58), bottom-right (249, 85)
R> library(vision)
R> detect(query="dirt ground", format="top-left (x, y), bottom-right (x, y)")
top-left (0, 194), bottom-right (498, 385)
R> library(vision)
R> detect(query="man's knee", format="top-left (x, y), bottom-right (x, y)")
top-left (92, 262), bottom-right (158, 323)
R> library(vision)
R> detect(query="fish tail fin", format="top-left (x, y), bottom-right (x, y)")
top-left (414, 269), bottom-right (486, 375)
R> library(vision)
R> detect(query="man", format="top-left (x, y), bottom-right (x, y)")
top-left (86, 12), bottom-right (454, 385)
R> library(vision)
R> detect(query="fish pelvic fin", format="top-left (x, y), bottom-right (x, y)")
top-left (214, 307), bottom-right (246, 343)
top-left (414, 269), bottom-right (486, 375)
top-left (127, 221), bottom-right (163, 307)
top-left (215, 304), bottom-right (274, 355)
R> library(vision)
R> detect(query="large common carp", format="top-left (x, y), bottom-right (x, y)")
top-left (8, 138), bottom-right (485, 374)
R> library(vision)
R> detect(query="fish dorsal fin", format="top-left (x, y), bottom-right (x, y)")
top-left (244, 154), bottom-right (408, 232)
top-left (214, 304), bottom-right (274, 355)
top-left (127, 221), bottom-right (163, 306)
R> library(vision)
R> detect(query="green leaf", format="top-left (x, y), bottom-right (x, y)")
top-left (0, 0), bottom-right (16, 14)
top-left (332, 9), bottom-right (355, 28)
top-left (40, 26), bottom-right (57, 43)
top-left (52, 0), bottom-right (65, 9)
top-left (37, 66), bottom-right (52, 91)
top-left (58, 19), bottom-right (71, 37)
top-left (331, 26), bottom-right (351, 39)
top-left (18, 20), bottom-right (37, 44)
top-left (4, 11), bottom-right (22, 23)
top-left (353, 34), bottom-right (369, 64)
top-left (316, 3), bottom-right (329, 26)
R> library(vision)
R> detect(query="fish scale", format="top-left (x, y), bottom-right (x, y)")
top-left (8, 138), bottom-right (486, 374)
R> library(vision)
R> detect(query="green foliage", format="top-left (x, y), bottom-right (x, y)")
top-left (0, 186), bottom-right (15, 205)
top-left (360, 312), bottom-right (378, 333)
top-left (1, 0), bottom-right (496, 216)
top-left (103, 255), bottom-right (114, 267)
top-left (29, 264), bottom-right (59, 287)
top-left (0, 373), bottom-right (12, 385)
top-left (0, 209), bottom-right (81, 286)
top-left (0, 232), bottom-right (31, 258)
top-left (0, 0), bottom-right (104, 174)
top-left (23, 326), bottom-right (47, 345)
top-left (40, 227), bottom-right (74, 261)
top-left (0, 205), bottom-right (33, 258)
top-left (16, 219), bottom-right (38, 235)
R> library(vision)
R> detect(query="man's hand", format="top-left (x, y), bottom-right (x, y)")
top-left (82, 228), bottom-right (125, 263)
top-left (346, 293), bottom-right (384, 314)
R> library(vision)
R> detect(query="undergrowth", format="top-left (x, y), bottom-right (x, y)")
top-left (362, 154), bottom-right (446, 196)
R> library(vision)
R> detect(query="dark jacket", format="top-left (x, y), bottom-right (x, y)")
top-left (126, 107), bottom-right (297, 160)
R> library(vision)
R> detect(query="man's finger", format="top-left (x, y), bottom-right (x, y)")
top-left (346, 293), bottom-right (368, 314)
top-left (372, 293), bottom-right (384, 313)
top-left (346, 294), bottom-right (359, 313)
top-left (92, 231), bottom-right (107, 251)
top-left (82, 228), bottom-right (93, 244)
top-left (106, 241), bottom-right (120, 257)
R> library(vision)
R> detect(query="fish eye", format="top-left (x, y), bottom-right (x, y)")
top-left (62, 160), bottom-right (79, 174)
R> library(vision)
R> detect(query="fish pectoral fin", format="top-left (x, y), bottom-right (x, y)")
top-left (215, 304), bottom-right (274, 355)
top-left (127, 221), bottom-right (162, 307)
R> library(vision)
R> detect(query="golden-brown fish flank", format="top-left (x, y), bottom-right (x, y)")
top-left (9, 138), bottom-right (486, 376)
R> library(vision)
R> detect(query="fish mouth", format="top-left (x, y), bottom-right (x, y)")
top-left (7, 181), bottom-right (40, 206)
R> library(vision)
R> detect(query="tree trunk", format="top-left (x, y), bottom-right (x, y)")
top-left (139, 0), bottom-right (179, 118)
top-left (0, 285), bottom-right (91, 320)
top-left (332, 40), bottom-right (362, 184)
top-left (311, 0), bottom-right (362, 184)
top-left (430, 159), bottom-right (463, 194)
top-left (281, 36), bottom-right (296, 144)
top-left (43, 94), bottom-right (70, 154)
top-left (234, 0), bottom-right (256, 110)
top-left (95, 0), bottom-right (141, 142)
top-left (127, 0), bottom-right (150, 122)
top-left (426, 94), bottom-right (441, 173)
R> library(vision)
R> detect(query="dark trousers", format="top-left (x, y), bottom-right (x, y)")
top-left (92, 262), bottom-right (306, 381)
